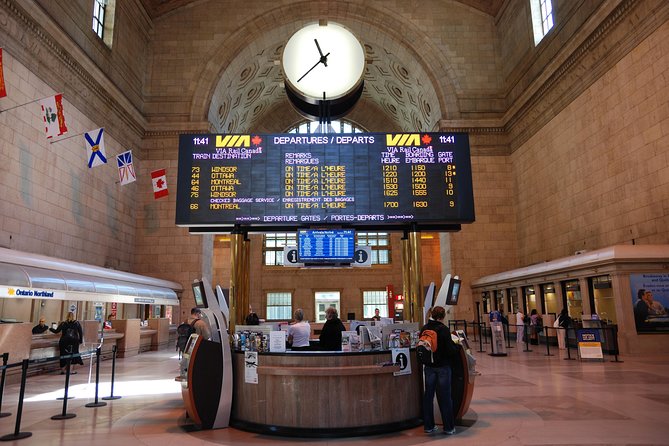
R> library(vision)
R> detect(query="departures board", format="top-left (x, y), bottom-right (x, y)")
top-left (175, 132), bottom-right (475, 230)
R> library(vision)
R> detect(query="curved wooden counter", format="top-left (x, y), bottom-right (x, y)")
top-left (231, 350), bottom-right (422, 437)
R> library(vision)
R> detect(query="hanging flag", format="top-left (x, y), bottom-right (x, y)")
top-left (38, 94), bottom-right (68, 138)
top-left (84, 128), bottom-right (108, 168)
top-left (0, 48), bottom-right (7, 98)
top-left (116, 150), bottom-right (136, 185)
top-left (151, 169), bottom-right (169, 199)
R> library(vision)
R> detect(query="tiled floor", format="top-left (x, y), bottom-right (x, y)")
top-left (0, 340), bottom-right (667, 445)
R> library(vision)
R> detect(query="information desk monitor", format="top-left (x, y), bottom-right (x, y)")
top-left (446, 278), bottom-right (462, 306)
top-left (192, 280), bottom-right (207, 308)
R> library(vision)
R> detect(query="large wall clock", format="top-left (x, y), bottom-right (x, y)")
top-left (282, 21), bottom-right (365, 119)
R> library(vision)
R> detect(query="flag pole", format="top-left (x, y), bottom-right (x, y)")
top-left (49, 130), bottom-right (86, 144)
top-left (0, 95), bottom-right (58, 114)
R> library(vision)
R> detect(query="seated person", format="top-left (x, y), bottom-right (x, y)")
top-left (103, 314), bottom-right (114, 329)
top-left (245, 311), bottom-right (260, 325)
top-left (319, 307), bottom-right (346, 351)
top-left (32, 317), bottom-right (49, 335)
top-left (287, 308), bottom-right (310, 350)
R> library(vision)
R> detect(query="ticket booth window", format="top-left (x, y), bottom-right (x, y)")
top-left (508, 288), bottom-right (519, 313)
top-left (524, 286), bottom-right (536, 313)
top-left (481, 292), bottom-right (490, 315)
top-left (494, 290), bottom-right (504, 312)
top-left (591, 275), bottom-right (616, 324)
top-left (315, 291), bottom-right (340, 323)
top-left (542, 283), bottom-right (558, 315)
top-left (563, 280), bottom-right (582, 320)
top-left (363, 290), bottom-right (388, 319)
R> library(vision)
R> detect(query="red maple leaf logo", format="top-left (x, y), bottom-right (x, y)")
top-left (251, 135), bottom-right (262, 146)
top-left (156, 179), bottom-right (165, 189)
top-left (421, 134), bottom-right (432, 145)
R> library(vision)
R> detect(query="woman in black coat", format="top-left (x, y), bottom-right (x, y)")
top-left (50, 311), bottom-right (84, 373)
top-left (319, 307), bottom-right (345, 351)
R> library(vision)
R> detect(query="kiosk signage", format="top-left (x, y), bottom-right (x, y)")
top-left (577, 328), bottom-right (603, 360)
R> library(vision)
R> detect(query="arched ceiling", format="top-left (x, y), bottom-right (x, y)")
top-left (140, 0), bottom-right (504, 19)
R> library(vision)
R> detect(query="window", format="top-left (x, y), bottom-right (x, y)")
top-left (530, 0), bottom-right (554, 45)
top-left (314, 291), bottom-right (340, 323)
top-left (92, 0), bottom-right (115, 47)
top-left (356, 232), bottom-right (391, 265)
top-left (363, 290), bottom-right (388, 319)
top-left (266, 292), bottom-right (292, 320)
top-left (263, 233), bottom-right (296, 266)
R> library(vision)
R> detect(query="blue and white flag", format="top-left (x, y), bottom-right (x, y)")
top-left (117, 150), bottom-right (136, 185)
top-left (84, 128), bottom-right (107, 168)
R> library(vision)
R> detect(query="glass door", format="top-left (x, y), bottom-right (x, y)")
top-left (315, 291), bottom-right (340, 323)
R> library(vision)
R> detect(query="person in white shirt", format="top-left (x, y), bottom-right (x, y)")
top-left (516, 310), bottom-right (525, 343)
top-left (287, 308), bottom-right (311, 350)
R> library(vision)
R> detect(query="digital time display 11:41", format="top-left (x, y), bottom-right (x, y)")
top-left (175, 132), bottom-right (475, 230)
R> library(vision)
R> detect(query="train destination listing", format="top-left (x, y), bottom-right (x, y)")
top-left (175, 132), bottom-right (475, 228)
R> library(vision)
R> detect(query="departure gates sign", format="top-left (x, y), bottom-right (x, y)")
top-left (176, 132), bottom-right (475, 229)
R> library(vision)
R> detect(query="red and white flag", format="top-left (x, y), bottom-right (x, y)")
top-left (151, 169), bottom-right (168, 199)
top-left (0, 48), bottom-right (7, 98)
top-left (38, 94), bottom-right (68, 138)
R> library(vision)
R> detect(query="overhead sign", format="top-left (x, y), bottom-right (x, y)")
top-left (176, 132), bottom-right (474, 230)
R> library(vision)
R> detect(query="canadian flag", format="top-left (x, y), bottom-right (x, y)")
top-left (151, 169), bottom-right (168, 199)
top-left (38, 94), bottom-right (68, 138)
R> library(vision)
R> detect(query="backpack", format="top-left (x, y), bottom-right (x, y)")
top-left (64, 324), bottom-right (79, 341)
top-left (416, 329), bottom-right (439, 366)
top-left (176, 320), bottom-right (197, 353)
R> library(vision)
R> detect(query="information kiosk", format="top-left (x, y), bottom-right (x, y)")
top-left (180, 278), bottom-right (233, 429)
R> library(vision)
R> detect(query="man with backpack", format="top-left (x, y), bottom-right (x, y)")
top-left (176, 308), bottom-right (211, 358)
top-left (419, 305), bottom-right (457, 435)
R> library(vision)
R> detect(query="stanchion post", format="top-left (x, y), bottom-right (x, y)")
top-left (523, 323), bottom-right (532, 352)
top-left (52, 356), bottom-right (76, 420)
top-left (544, 327), bottom-right (553, 356)
top-left (609, 325), bottom-right (623, 363)
top-left (477, 323), bottom-right (485, 353)
top-left (102, 345), bottom-right (121, 401)
top-left (565, 327), bottom-right (575, 360)
top-left (0, 359), bottom-right (32, 441)
top-left (505, 324), bottom-right (513, 349)
top-left (0, 353), bottom-right (11, 418)
top-left (85, 347), bottom-right (107, 408)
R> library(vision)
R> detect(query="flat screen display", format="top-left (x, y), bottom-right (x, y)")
top-left (446, 278), bottom-right (462, 306)
top-left (175, 132), bottom-right (474, 230)
top-left (192, 281), bottom-right (206, 307)
top-left (297, 229), bottom-right (355, 262)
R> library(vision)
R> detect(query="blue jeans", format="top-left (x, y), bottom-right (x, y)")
top-left (423, 365), bottom-right (455, 431)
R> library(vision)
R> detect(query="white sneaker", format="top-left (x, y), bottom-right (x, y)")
top-left (444, 428), bottom-right (456, 435)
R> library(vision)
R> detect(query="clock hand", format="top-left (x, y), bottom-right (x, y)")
top-left (296, 52), bottom-right (330, 82)
top-left (314, 39), bottom-right (328, 67)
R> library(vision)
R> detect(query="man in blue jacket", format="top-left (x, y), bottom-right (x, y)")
top-left (421, 305), bottom-right (457, 435)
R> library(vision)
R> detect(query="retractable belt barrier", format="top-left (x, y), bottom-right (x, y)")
top-left (0, 342), bottom-right (123, 442)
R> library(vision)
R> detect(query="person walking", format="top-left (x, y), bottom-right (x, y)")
top-left (421, 306), bottom-right (458, 435)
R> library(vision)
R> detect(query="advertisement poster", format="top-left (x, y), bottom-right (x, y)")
top-left (244, 351), bottom-right (258, 384)
top-left (629, 273), bottom-right (669, 334)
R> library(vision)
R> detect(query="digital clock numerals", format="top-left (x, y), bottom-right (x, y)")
top-left (193, 137), bottom-right (209, 145)
top-left (439, 135), bottom-right (455, 144)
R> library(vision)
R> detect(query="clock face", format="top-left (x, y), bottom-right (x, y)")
top-left (282, 22), bottom-right (365, 101)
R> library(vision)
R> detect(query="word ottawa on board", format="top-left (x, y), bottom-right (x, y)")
top-left (176, 132), bottom-right (475, 229)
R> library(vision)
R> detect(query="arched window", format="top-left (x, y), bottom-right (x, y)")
top-left (286, 119), bottom-right (365, 134)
